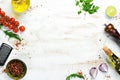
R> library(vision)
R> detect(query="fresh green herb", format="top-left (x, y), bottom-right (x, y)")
top-left (4, 30), bottom-right (21, 41)
top-left (66, 73), bottom-right (85, 80)
top-left (0, 25), bottom-right (22, 41)
top-left (75, 0), bottom-right (99, 14)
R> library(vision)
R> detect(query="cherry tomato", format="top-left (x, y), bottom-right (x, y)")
top-left (19, 26), bottom-right (25, 32)
top-left (5, 16), bottom-right (10, 21)
top-left (0, 8), bottom-right (1, 13)
top-left (9, 24), bottom-right (13, 29)
top-left (14, 21), bottom-right (19, 27)
top-left (0, 20), bottom-right (2, 24)
top-left (13, 28), bottom-right (19, 33)
top-left (10, 18), bottom-right (15, 23)
top-left (0, 11), bottom-right (5, 17)
top-left (1, 17), bottom-right (5, 24)
top-left (4, 22), bottom-right (9, 27)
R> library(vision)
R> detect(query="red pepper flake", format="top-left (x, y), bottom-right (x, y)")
top-left (13, 39), bottom-right (27, 50)
top-left (14, 40), bottom-right (21, 48)
top-left (6, 59), bottom-right (26, 78)
top-left (105, 74), bottom-right (111, 79)
top-left (77, 70), bottom-right (83, 76)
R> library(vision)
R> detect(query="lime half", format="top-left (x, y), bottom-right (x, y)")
top-left (105, 6), bottom-right (117, 17)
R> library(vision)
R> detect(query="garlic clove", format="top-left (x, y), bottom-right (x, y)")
top-left (99, 63), bottom-right (108, 72)
top-left (89, 67), bottom-right (98, 78)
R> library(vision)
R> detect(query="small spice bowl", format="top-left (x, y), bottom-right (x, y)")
top-left (5, 59), bottom-right (27, 80)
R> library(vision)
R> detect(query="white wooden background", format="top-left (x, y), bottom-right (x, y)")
top-left (0, 0), bottom-right (120, 80)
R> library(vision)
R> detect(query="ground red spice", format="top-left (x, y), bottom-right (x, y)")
top-left (8, 60), bottom-right (24, 77)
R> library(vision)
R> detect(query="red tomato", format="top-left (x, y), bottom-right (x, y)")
top-left (5, 16), bottom-right (10, 21)
top-left (14, 21), bottom-right (19, 27)
top-left (1, 17), bottom-right (5, 24)
top-left (13, 28), bottom-right (19, 33)
top-left (9, 24), bottom-right (13, 29)
top-left (0, 8), bottom-right (1, 14)
top-left (0, 11), bottom-right (5, 17)
top-left (19, 26), bottom-right (25, 32)
top-left (4, 22), bottom-right (9, 27)
top-left (10, 18), bottom-right (15, 23)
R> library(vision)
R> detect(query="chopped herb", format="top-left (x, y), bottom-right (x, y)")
top-left (75, 0), bottom-right (99, 14)
top-left (66, 73), bottom-right (85, 80)
top-left (4, 30), bottom-right (21, 41)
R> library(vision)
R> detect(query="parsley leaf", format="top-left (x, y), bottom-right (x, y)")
top-left (75, 0), bottom-right (99, 15)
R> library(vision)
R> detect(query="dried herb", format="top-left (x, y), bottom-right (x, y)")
top-left (66, 73), bottom-right (85, 80)
top-left (75, 0), bottom-right (99, 14)
top-left (4, 30), bottom-right (21, 41)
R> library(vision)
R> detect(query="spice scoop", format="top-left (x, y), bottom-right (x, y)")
top-left (5, 59), bottom-right (27, 79)
top-left (0, 43), bottom-right (13, 66)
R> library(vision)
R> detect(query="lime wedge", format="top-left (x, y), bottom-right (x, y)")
top-left (105, 6), bottom-right (117, 17)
